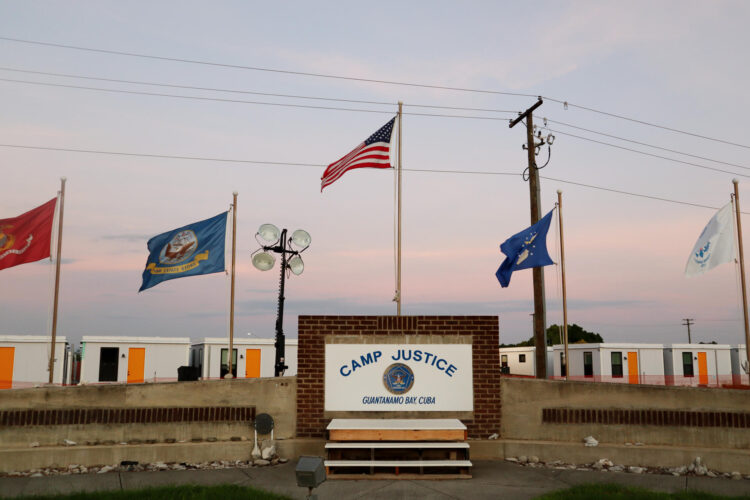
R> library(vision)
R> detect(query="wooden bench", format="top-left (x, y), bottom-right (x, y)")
top-left (325, 419), bottom-right (472, 479)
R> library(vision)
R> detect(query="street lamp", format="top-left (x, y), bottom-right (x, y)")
top-left (251, 223), bottom-right (311, 377)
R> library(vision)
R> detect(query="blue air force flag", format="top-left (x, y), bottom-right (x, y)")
top-left (685, 202), bottom-right (735, 277)
top-left (139, 212), bottom-right (228, 292)
top-left (496, 209), bottom-right (555, 288)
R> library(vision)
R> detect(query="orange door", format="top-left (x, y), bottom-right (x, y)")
top-left (127, 348), bottom-right (145, 384)
top-left (245, 349), bottom-right (261, 378)
top-left (0, 347), bottom-right (15, 389)
top-left (628, 351), bottom-right (639, 384)
top-left (697, 352), bottom-right (708, 385)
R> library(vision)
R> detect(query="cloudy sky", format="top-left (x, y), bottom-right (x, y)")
top-left (1, 1), bottom-right (750, 348)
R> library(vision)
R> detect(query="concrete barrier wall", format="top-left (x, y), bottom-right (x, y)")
top-left (501, 377), bottom-right (750, 449)
top-left (0, 377), bottom-right (296, 451)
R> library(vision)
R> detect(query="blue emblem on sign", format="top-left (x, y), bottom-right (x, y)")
top-left (383, 363), bottom-right (414, 395)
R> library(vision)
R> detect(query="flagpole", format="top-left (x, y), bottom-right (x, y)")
top-left (48, 177), bottom-right (66, 384)
top-left (557, 190), bottom-right (569, 381)
top-left (396, 102), bottom-right (403, 316)
top-left (227, 191), bottom-right (238, 379)
top-left (732, 179), bottom-right (750, 370)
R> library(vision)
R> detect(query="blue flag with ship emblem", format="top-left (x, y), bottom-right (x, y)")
top-left (139, 212), bottom-right (228, 292)
top-left (496, 209), bottom-right (555, 288)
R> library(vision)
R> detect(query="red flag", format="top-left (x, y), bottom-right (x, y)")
top-left (0, 198), bottom-right (57, 271)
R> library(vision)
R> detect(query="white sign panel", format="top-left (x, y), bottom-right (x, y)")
top-left (325, 344), bottom-right (473, 411)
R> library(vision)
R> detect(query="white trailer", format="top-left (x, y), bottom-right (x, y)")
top-left (0, 335), bottom-right (69, 388)
top-left (552, 343), bottom-right (665, 384)
top-left (730, 344), bottom-right (749, 385)
top-left (499, 346), bottom-right (553, 377)
top-left (79, 336), bottom-right (190, 384)
top-left (663, 344), bottom-right (733, 387)
top-left (190, 337), bottom-right (298, 379)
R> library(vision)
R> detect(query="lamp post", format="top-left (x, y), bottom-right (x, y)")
top-left (251, 224), bottom-right (311, 377)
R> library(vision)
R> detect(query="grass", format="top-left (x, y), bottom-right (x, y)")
top-left (534, 483), bottom-right (750, 500)
top-left (0, 484), bottom-right (293, 500)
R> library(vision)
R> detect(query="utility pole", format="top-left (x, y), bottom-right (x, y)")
top-left (682, 318), bottom-right (694, 344)
top-left (510, 98), bottom-right (547, 379)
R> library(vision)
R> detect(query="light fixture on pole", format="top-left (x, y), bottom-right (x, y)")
top-left (251, 223), bottom-right (311, 377)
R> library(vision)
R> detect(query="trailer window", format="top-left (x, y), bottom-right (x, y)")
top-left (682, 352), bottom-right (694, 377)
top-left (584, 351), bottom-right (593, 377)
top-left (611, 352), bottom-right (623, 377)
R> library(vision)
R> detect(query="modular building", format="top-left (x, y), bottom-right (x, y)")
top-left (79, 336), bottom-right (190, 384)
top-left (663, 344), bottom-right (733, 387)
top-left (190, 337), bottom-right (298, 379)
top-left (552, 343), bottom-right (665, 384)
top-left (730, 344), bottom-right (749, 385)
top-left (0, 335), bottom-right (70, 388)
top-left (499, 346), bottom-right (553, 377)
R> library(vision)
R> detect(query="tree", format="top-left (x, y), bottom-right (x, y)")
top-left (501, 324), bottom-right (603, 347)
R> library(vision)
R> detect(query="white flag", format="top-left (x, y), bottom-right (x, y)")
top-left (685, 202), bottom-right (736, 277)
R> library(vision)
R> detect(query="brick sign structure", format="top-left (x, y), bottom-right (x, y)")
top-left (296, 315), bottom-right (500, 438)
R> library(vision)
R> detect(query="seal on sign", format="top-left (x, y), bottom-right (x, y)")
top-left (382, 363), bottom-right (414, 395)
top-left (159, 230), bottom-right (198, 265)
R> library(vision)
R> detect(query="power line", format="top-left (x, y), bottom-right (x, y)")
top-left (5, 66), bottom-right (746, 172)
top-left (547, 128), bottom-right (750, 179)
top-left (0, 77), bottom-right (518, 121)
top-left (543, 96), bottom-right (750, 151)
top-left (0, 66), bottom-right (517, 114)
top-left (0, 142), bottom-right (744, 213)
top-left (2, 36), bottom-right (748, 149)
top-left (4, 76), bottom-right (748, 180)
top-left (0, 36), bottom-right (538, 98)
top-left (539, 175), bottom-right (728, 211)
top-left (544, 119), bottom-right (750, 171)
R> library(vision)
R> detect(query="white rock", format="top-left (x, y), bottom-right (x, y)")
top-left (634, 442), bottom-right (644, 446)
top-left (628, 466), bottom-right (645, 474)
top-left (251, 441), bottom-right (261, 459)
top-left (694, 456), bottom-right (703, 466)
top-left (732, 472), bottom-right (743, 480)
top-left (505, 457), bottom-right (519, 463)
top-left (29, 442), bottom-right (40, 448)
top-left (583, 436), bottom-right (598, 447)
top-left (488, 433), bottom-right (499, 440)
top-left (30, 472), bottom-right (44, 477)
top-left (707, 471), bottom-right (717, 478)
top-left (518, 455), bottom-right (528, 464)
top-left (673, 466), bottom-right (687, 475)
top-left (279, 458), bottom-right (289, 464)
top-left (624, 442), bottom-right (633, 446)
top-left (261, 444), bottom-right (277, 460)
top-left (97, 465), bottom-right (114, 474)
top-left (529, 456), bottom-right (539, 464)
top-left (610, 465), bottom-right (624, 472)
top-left (254, 459), bottom-right (270, 466)
top-left (696, 466), bottom-right (707, 476)
top-left (63, 439), bottom-right (77, 446)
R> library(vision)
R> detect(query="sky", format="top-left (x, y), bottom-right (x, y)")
top-left (1, 1), bottom-right (750, 349)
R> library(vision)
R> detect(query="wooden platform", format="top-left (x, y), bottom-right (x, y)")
top-left (325, 419), bottom-right (472, 479)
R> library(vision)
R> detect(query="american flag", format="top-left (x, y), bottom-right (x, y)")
top-left (321, 117), bottom-right (396, 191)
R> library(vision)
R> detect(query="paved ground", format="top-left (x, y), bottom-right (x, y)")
top-left (2, 461), bottom-right (750, 499)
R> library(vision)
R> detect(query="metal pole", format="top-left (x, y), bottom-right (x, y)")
top-left (732, 179), bottom-right (750, 368)
top-left (397, 101), bottom-right (403, 316)
top-left (557, 190), bottom-right (569, 381)
top-left (275, 229), bottom-right (288, 377)
top-left (227, 192), bottom-right (237, 379)
top-left (49, 177), bottom-right (66, 384)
